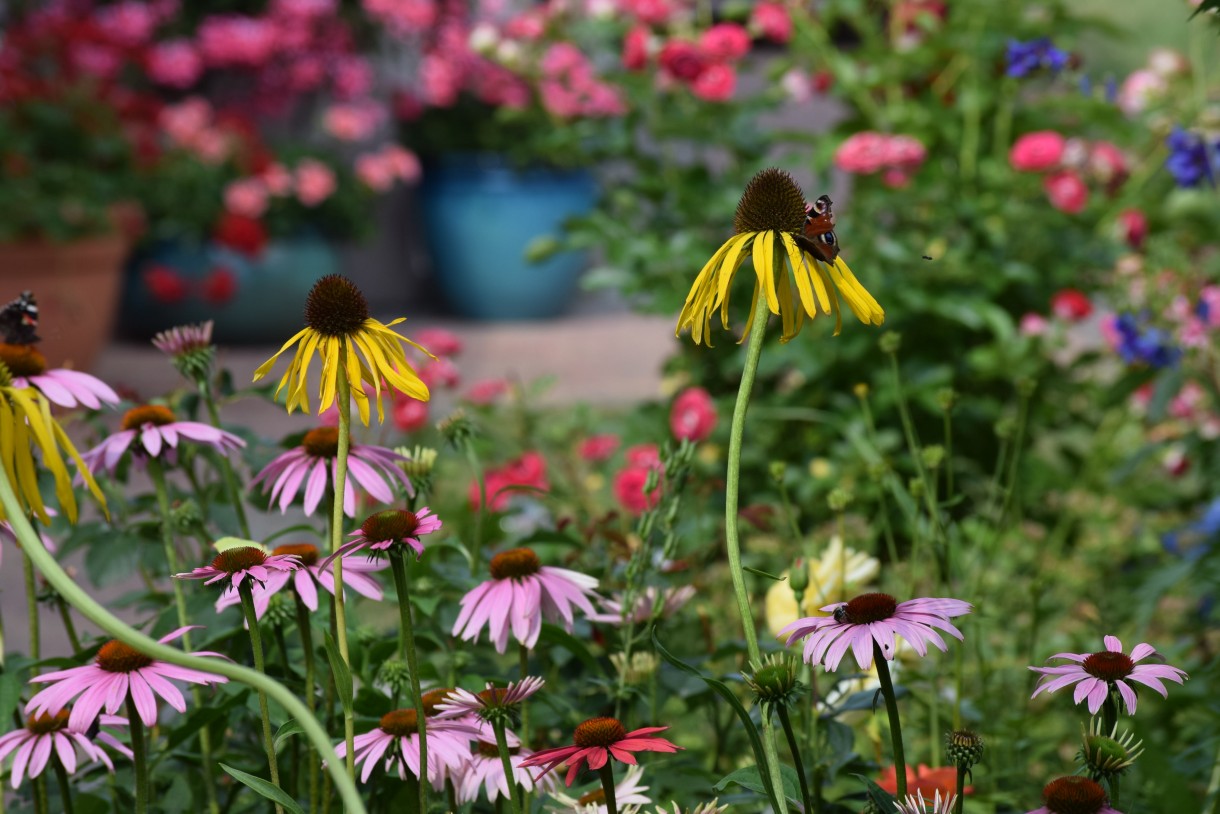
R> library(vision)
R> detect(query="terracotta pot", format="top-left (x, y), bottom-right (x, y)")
top-left (0, 234), bottom-right (128, 372)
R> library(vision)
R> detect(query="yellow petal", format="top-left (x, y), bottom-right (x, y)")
top-left (781, 233), bottom-right (819, 317)
top-left (738, 284), bottom-right (763, 345)
top-left (715, 233), bottom-right (754, 315)
top-left (834, 257), bottom-right (885, 324)
top-left (752, 230), bottom-right (781, 315)
top-left (253, 328), bottom-right (309, 382)
top-left (814, 263), bottom-right (844, 335)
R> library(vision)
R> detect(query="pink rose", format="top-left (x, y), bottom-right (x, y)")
top-left (413, 327), bottom-right (462, 356)
top-left (295, 159), bottom-right (337, 207)
top-left (94, 1), bottom-right (158, 47)
top-left (224, 178), bottom-right (269, 218)
top-left (881, 135), bottom-right (927, 169)
top-left (159, 97), bottom-right (213, 145)
top-left (625, 443), bottom-right (661, 468)
top-left (147, 39), bottom-right (203, 89)
top-left (323, 103), bottom-right (383, 142)
top-left (1116, 208), bottom-right (1147, 250)
top-left (835, 132), bottom-right (890, 174)
top-left (699, 23), bottom-right (751, 62)
top-left (356, 153), bottom-right (396, 191)
top-left (70, 44), bottom-right (123, 80)
top-left (614, 466), bottom-right (662, 515)
top-left (619, 0), bottom-right (674, 25)
top-left (622, 25), bottom-right (651, 71)
top-left (541, 43), bottom-right (591, 80)
top-left (750, 2), bottom-right (792, 43)
top-left (659, 39), bottom-right (706, 82)
top-left (669, 387), bottom-right (717, 442)
top-left (1087, 141), bottom-right (1127, 184)
top-left (420, 52), bottom-right (462, 107)
top-left (392, 395), bottom-right (430, 433)
top-left (1043, 170), bottom-right (1088, 214)
top-left (261, 163), bottom-right (294, 196)
top-left (504, 11), bottom-right (545, 40)
top-left (197, 15), bottom-right (276, 67)
top-left (692, 63), bottom-right (736, 102)
top-left (419, 357), bottom-right (460, 389)
top-left (1009, 131), bottom-right (1066, 172)
top-left (332, 56), bottom-right (374, 100)
top-left (271, 0), bottom-right (337, 20)
top-left (579, 434), bottom-right (619, 462)
top-left (466, 378), bottom-right (509, 405)
top-left (1051, 289), bottom-right (1093, 321)
top-left (362, 0), bottom-right (437, 36)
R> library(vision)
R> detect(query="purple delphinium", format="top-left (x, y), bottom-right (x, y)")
top-left (1165, 127), bottom-right (1217, 188)
top-left (1112, 313), bottom-right (1182, 368)
top-left (1006, 38), bottom-right (1070, 78)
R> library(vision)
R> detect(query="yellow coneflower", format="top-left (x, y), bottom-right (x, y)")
top-left (253, 275), bottom-right (433, 425)
top-left (676, 168), bottom-right (884, 345)
top-left (0, 362), bottom-right (105, 524)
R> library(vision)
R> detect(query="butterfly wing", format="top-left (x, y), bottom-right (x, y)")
top-left (0, 291), bottom-right (40, 345)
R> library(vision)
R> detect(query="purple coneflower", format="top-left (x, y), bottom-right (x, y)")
top-left (1029, 635), bottom-right (1188, 714)
top-left (0, 711), bottom-right (131, 788)
top-left (779, 593), bottom-right (973, 672)
top-left (336, 704), bottom-right (480, 786)
top-left (452, 547), bottom-right (599, 654)
top-left (250, 426), bottom-right (412, 517)
top-left (456, 731), bottom-right (556, 804)
top-left (0, 342), bottom-right (120, 410)
top-left (26, 628), bottom-right (227, 731)
top-left (519, 717), bottom-right (681, 786)
top-left (82, 404), bottom-right (245, 474)
top-left (176, 545), bottom-right (301, 593)
top-left (215, 542), bottom-right (386, 619)
top-left (1027, 776), bottom-right (1123, 814)
top-left (435, 676), bottom-right (545, 721)
top-left (587, 586), bottom-right (696, 626)
top-left (319, 508), bottom-right (442, 570)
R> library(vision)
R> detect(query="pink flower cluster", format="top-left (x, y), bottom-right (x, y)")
top-left (539, 42), bottom-right (626, 118)
top-left (649, 21), bottom-right (752, 103)
top-left (614, 444), bottom-right (664, 516)
top-left (222, 158), bottom-right (338, 217)
top-left (834, 132), bottom-right (928, 188)
top-left (356, 145), bottom-right (422, 191)
top-left (1009, 131), bottom-right (1130, 214)
top-left (469, 452), bottom-right (550, 511)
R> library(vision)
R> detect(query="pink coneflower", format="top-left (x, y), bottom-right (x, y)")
top-left (337, 707), bottom-right (479, 786)
top-left (0, 711), bottom-right (131, 788)
top-left (152, 321), bottom-right (214, 357)
top-left (519, 717), bottom-right (682, 786)
top-left (82, 405), bottom-right (245, 475)
top-left (779, 593), bottom-right (973, 672)
top-left (250, 426), bottom-right (412, 517)
top-left (0, 342), bottom-right (120, 410)
top-left (175, 545), bottom-right (301, 593)
top-left (1029, 635), bottom-right (1188, 714)
top-left (452, 548), bottom-right (599, 653)
top-left (587, 586), bottom-right (695, 625)
top-left (457, 732), bottom-right (556, 804)
top-left (897, 789), bottom-right (957, 814)
top-left (26, 629), bottom-right (228, 731)
top-left (1026, 776), bottom-right (1123, 814)
top-left (435, 677), bottom-right (545, 721)
top-left (216, 542), bottom-right (387, 618)
top-left (320, 508), bottom-right (442, 570)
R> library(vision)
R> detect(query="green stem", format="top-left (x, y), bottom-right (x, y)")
top-left (954, 764), bottom-right (965, 814)
top-left (239, 581), bottom-right (284, 814)
top-left (0, 472), bottom-right (370, 814)
top-left (492, 720), bottom-right (524, 814)
top-left (597, 763), bottom-right (619, 814)
top-left (776, 706), bottom-right (816, 814)
top-left (56, 597), bottom-right (81, 654)
top-left (33, 774), bottom-right (49, 814)
top-left (126, 694), bottom-right (150, 814)
top-left (21, 548), bottom-right (40, 666)
top-left (389, 548), bottom-right (428, 814)
top-left (294, 593), bottom-right (320, 814)
top-left (724, 292), bottom-right (790, 814)
top-left (329, 367), bottom-right (356, 781)
top-left (199, 377), bottom-right (252, 539)
top-left (52, 752), bottom-right (76, 814)
top-left (1101, 692), bottom-right (1118, 743)
top-left (874, 643), bottom-right (907, 799)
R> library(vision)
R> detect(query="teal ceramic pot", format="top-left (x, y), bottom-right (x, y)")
top-left (420, 156), bottom-right (597, 319)
top-left (120, 235), bottom-right (338, 344)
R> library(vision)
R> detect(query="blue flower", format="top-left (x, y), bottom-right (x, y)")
top-left (1005, 38), bottom-right (1070, 78)
top-left (1113, 313), bottom-right (1182, 368)
top-left (1165, 127), bottom-right (1217, 188)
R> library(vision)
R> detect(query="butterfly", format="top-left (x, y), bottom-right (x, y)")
top-left (0, 291), bottom-right (40, 345)
top-left (795, 194), bottom-right (840, 264)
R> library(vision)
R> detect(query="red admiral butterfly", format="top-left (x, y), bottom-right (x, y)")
top-left (0, 291), bottom-right (40, 345)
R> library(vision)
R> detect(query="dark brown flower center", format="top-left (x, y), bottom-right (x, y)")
top-left (420, 688), bottom-right (454, 716)
top-left (478, 687), bottom-right (509, 707)
top-left (572, 717), bottom-right (626, 748)
top-left (26, 710), bottom-right (70, 734)
top-left (361, 510), bottom-right (420, 543)
top-left (1083, 651), bottom-right (1135, 681)
top-left (121, 404), bottom-right (176, 431)
top-left (379, 708), bottom-right (420, 736)
top-left (210, 547), bottom-right (268, 574)
top-left (0, 343), bottom-right (46, 377)
top-left (304, 274), bottom-right (369, 337)
top-left (489, 548), bottom-right (542, 581)
top-left (839, 593), bottom-right (898, 624)
top-left (302, 427), bottom-right (339, 458)
top-left (1042, 776), bottom-right (1107, 814)
top-left (273, 543), bottom-right (319, 566)
top-left (577, 789), bottom-right (607, 806)
top-left (97, 639), bottom-right (155, 673)
top-left (733, 167), bottom-right (808, 235)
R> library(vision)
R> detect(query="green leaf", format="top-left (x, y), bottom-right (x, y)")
top-left (218, 763), bottom-right (304, 814)
top-left (274, 718), bottom-right (305, 753)
top-left (323, 632), bottom-right (354, 716)
top-left (651, 627), bottom-right (782, 811)
top-left (0, 672), bottom-right (21, 723)
top-left (743, 566), bottom-right (786, 581)
top-left (858, 777), bottom-right (901, 814)
top-left (714, 764), bottom-right (803, 804)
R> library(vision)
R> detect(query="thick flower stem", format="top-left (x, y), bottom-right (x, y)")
top-left (329, 366), bottom-right (356, 779)
top-left (492, 719), bottom-right (524, 814)
top-left (294, 593), bottom-right (320, 814)
top-left (146, 458), bottom-right (221, 814)
top-left (198, 377), bottom-right (252, 539)
top-left (874, 643), bottom-right (908, 798)
top-left (239, 581), bottom-right (285, 814)
top-left (954, 768), bottom-right (966, 814)
top-left (725, 292), bottom-right (790, 814)
top-left (389, 548), bottom-right (428, 814)
top-left (52, 753), bottom-right (75, 814)
top-left (0, 469), bottom-right (370, 814)
top-left (21, 548), bottom-right (40, 665)
top-left (127, 695), bottom-right (150, 814)
top-left (597, 763), bottom-right (619, 814)
top-left (776, 705), bottom-right (816, 814)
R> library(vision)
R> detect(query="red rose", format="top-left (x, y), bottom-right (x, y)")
top-left (392, 395), bottom-right (429, 433)
top-left (659, 39), bottom-right (706, 82)
top-left (669, 387), bottom-right (717, 442)
top-left (212, 212), bottom-right (268, 257)
top-left (622, 25), bottom-right (650, 71)
top-left (1043, 170), bottom-right (1088, 214)
top-left (579, 434), bottom-right (620, 462)
top-left (143, 264), bottom-right (189, 304)
top-left (614, 465), bottom-right (662, 515)
top-left (1009, 131), bottom-right (1066, 172)
top-left (1051, 289), bottom-right (1093, 321)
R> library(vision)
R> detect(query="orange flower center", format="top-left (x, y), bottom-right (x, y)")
top-left (273, 543), bottom-right (319, 566)
top-left (0, 343), bottom-right (46, 377)
top-left (97, 639), bottom-right (155, 673)
top-left (1042, 776), bottom-right (1107, 814)
top-left (572, 717), bottom-right (626, 748)
top-left (477, 687), bottom-right (509, 707)
top-left (360, 510), bottom-right (420, 543)
top-left (1082, 651), bottom-right (1134, 681)
top-left (26, 710), bottom-right (70, 735)
top-left (420, 689), bottom-right (454, 716)
top-left (120, 404), bottom-right (176, 431)
top-left (839, 593), bottom-right (898, 624)
top-left (210, 547), bottom-right (268, 574)
top-left (577, 789), bottom-right (607, 805)
top-left (489, 548), bottom-right (541, 581)
top-left (302, 427), bottom-right (339, 458)
top-left (379, 709), bottom-right (420, 736)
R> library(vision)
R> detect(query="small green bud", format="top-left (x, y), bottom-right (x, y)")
top-left (377, 659), bottom-right (412, 697)
top-left (169, 499), bottom-right (203, 533)
top-left (908, 477), bottom-right (926, 499)
top-left (263, 591), bottom-right (296, 629)
top-left (937, 387), bottom-right (958, 412)
top-left (994, 415), bottom-right (1017, 440)
top-left (744, 654), bottom-right (804, 721)
top-left (921, 445), bottom-right (946, 470)
top-left (1078, 718), bottom-right (1143, 779)
top-left (1016, 377), bottom-right (1037, 398)
top-left (879, 332), bottom-right (902, 354)
top-left (852, 382), bottom-right (870, 400)
top-left (827, 487), bottom-right (853, 512)
top-left (867, 461), bottom-right (890, 482)
top-left (438, 410), bottom-right (476, 447)
top-left (788, 558), bottom-right (810, 594)
top-left (946, 729), bottom-right (985, 769)
top-left (768, 461), bottom-right (787, 484)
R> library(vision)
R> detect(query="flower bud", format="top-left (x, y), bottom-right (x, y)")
top-left (879, 331), bottom-right (902, 354)
top-left (945, 728), bottom-right (985, 769)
